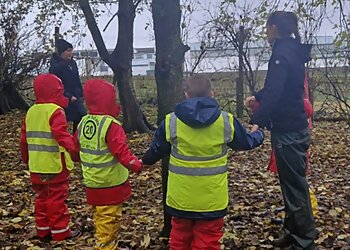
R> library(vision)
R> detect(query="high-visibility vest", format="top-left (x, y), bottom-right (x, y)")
top-left (78, 115), bottom-right (129, 188)
top-left (26, 103), bottom-right (74, 174)
top-left (165, 111), bottom-right (235, 212)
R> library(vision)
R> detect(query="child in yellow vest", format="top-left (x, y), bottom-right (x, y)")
top-left (20, 74), bottom-right (80, 241)
top-left (73, 79), bottom-right (142, 250)
top-left (142, 75), bottom-right (264, 250)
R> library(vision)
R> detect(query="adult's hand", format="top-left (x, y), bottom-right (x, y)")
top-left (245, 96), bottom-right (256, 107)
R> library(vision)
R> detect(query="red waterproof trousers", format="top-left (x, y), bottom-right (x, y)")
top-left (170, 217), bottom-right (224, 250)
top-left (32, 180), bottom-right (71, 241)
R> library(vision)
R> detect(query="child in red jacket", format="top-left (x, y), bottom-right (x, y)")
top-left (20, 74), bottom-right (79, 241)
top-left (73, 79), bottom-right (142, 250)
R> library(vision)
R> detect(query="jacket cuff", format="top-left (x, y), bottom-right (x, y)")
top-left (142, 149), bottom-right (160, 166)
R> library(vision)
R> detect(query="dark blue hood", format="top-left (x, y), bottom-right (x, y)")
top-left (174, 97), bottom-right (221, 128)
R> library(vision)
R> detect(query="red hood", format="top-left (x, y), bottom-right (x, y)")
top-left (34, 73), bottom-right (69, 108)
top-left (84, 79), bottom-right (121, 118)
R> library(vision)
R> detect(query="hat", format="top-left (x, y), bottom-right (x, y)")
top-left (33, 73), bottom-right (69, 108)
top-left (56, 39), bottom-right (73, 55)
top-left (84, 79), bottom-right (121, 118)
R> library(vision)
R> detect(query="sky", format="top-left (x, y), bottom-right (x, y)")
top-left (56, 0), bottom-right (346, 50)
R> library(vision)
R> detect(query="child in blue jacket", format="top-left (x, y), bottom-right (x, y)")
top-left (142, 74), bottom-right (264, 250)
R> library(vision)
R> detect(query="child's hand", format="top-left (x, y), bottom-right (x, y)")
top-left (129, 159), bottom-right (143, 174)
top-left (251, 124), bottom-right (260, 132)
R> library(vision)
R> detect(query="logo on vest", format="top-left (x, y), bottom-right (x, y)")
top-left (83, 120), bottom-right (97, 140)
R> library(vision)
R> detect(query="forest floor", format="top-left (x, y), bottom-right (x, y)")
top-left (0, 110), bottom-right (349, 249)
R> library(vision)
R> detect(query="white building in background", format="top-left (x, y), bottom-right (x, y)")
top-left (132, 47), bottom-right (156, 76)
top-left (73, 47), bottom-right (155, 76)
top-left (185, 36), bottom-right (339, 73)
top-left (73, 36), bottom-right (340, 76)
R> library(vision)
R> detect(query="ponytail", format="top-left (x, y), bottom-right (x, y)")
top-left (267, 11), bottom-right (301, 43)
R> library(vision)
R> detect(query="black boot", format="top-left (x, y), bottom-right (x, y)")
top-left (34, 234), bottom-right (52, 243)
top-left (271, 217), bottom-right (284, 225)
top-left (66, 229), bottom-right (81, 240)
top-left (284, 242), bottom-right (317, 250)
top-left (272, 235), bottom-right (293, 248)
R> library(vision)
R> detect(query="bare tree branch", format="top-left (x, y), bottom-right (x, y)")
top-left (103, 11), bottom-right (118, 32)
top-left (78, 0), bottom-right (112, 64)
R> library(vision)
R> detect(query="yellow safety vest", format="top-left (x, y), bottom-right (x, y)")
top-left (26, 103), bottom-right (74, 174)
top-left (78, 115), bottom-right (129, 188)
top-left (165, 111), bottom-right (235, 212)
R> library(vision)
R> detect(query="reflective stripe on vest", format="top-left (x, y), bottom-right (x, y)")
top-left (165, 111), bottom-right (234, 213)
top-left (26, 131), bottom-right (54, 139)
top-left (78, 116), bottom-right (118, 167)
top-left (168, 111), bottom-right (232, 163)
top-left (78, 115), bottom-right (129, 188)
top-left (26, 103), bottom-right (74, 174)
top-left (27, 144), bottom-right (60, 152)
top-left (169, 164), bottom-right (228, 176)
top-left (81, 159), bottom-right (118, 168)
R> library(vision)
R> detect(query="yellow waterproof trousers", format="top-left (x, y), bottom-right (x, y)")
top-left (93, 205), bottom-right (122, 250)
top-left (309, 188), bottom-right (318, 218)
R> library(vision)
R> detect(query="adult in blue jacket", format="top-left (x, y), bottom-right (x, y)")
top-left (49, 39), bottom-right (86, 133)
top-left (247, 11), bottom-right (316, 250)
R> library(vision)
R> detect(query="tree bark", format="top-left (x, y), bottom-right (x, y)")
top-left (152, 0), bottom-right (190, 124)
top-left (152, 0), bottom-right (190, 238)
top-left (0, 83), bottom-right (29, 115)
top-left (112, 0), bottom-right (151, 132)
top-left (236, 26), bottom-right (244, 118)
top-left (79, 0), bottom-right (151, 133)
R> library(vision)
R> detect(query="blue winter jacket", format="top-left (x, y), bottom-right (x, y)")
top-left (250, 37), bottom-right (312, 132)
top-left (49, 53), bottom-right (86, 122)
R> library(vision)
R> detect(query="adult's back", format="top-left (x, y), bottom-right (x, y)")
top-left (253, 37), bottom-right (312, 132)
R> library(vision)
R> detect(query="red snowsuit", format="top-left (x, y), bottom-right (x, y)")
top-left (20, 74), bottom-right (76, 241)
top-left (72, 79), bottom-right (142, 249)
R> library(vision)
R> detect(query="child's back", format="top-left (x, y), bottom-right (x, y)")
top-left (20, 74), bottom-right (78, 241)
top-left (74, 79), bottom-right (142, 249)
top-left (142, 74), bottom-right (264, 250)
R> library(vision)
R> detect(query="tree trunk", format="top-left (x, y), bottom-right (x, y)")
top-left (152, 0), bottom-right (190, 238)
top-left (114, 67), bottom-right (150, 132)
top-left (111, 0), bottom-right (150, 132)
top-left (160, 156), bottom-right (172, 238)
top-left (0, 84), bottom-right (29, 115)
top-left (79, 0), bottom-right (151, 133)
top-left (152, 0), bottom-right (190, 124)
top-left (236, 26), bottom-right (244, 118)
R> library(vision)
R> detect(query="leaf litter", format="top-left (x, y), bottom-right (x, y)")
top-left (0, 111), bottom-right (349, 249)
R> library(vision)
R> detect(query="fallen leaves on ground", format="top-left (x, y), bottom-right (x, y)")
top-left (0, 111), bottom-right (349, 249)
